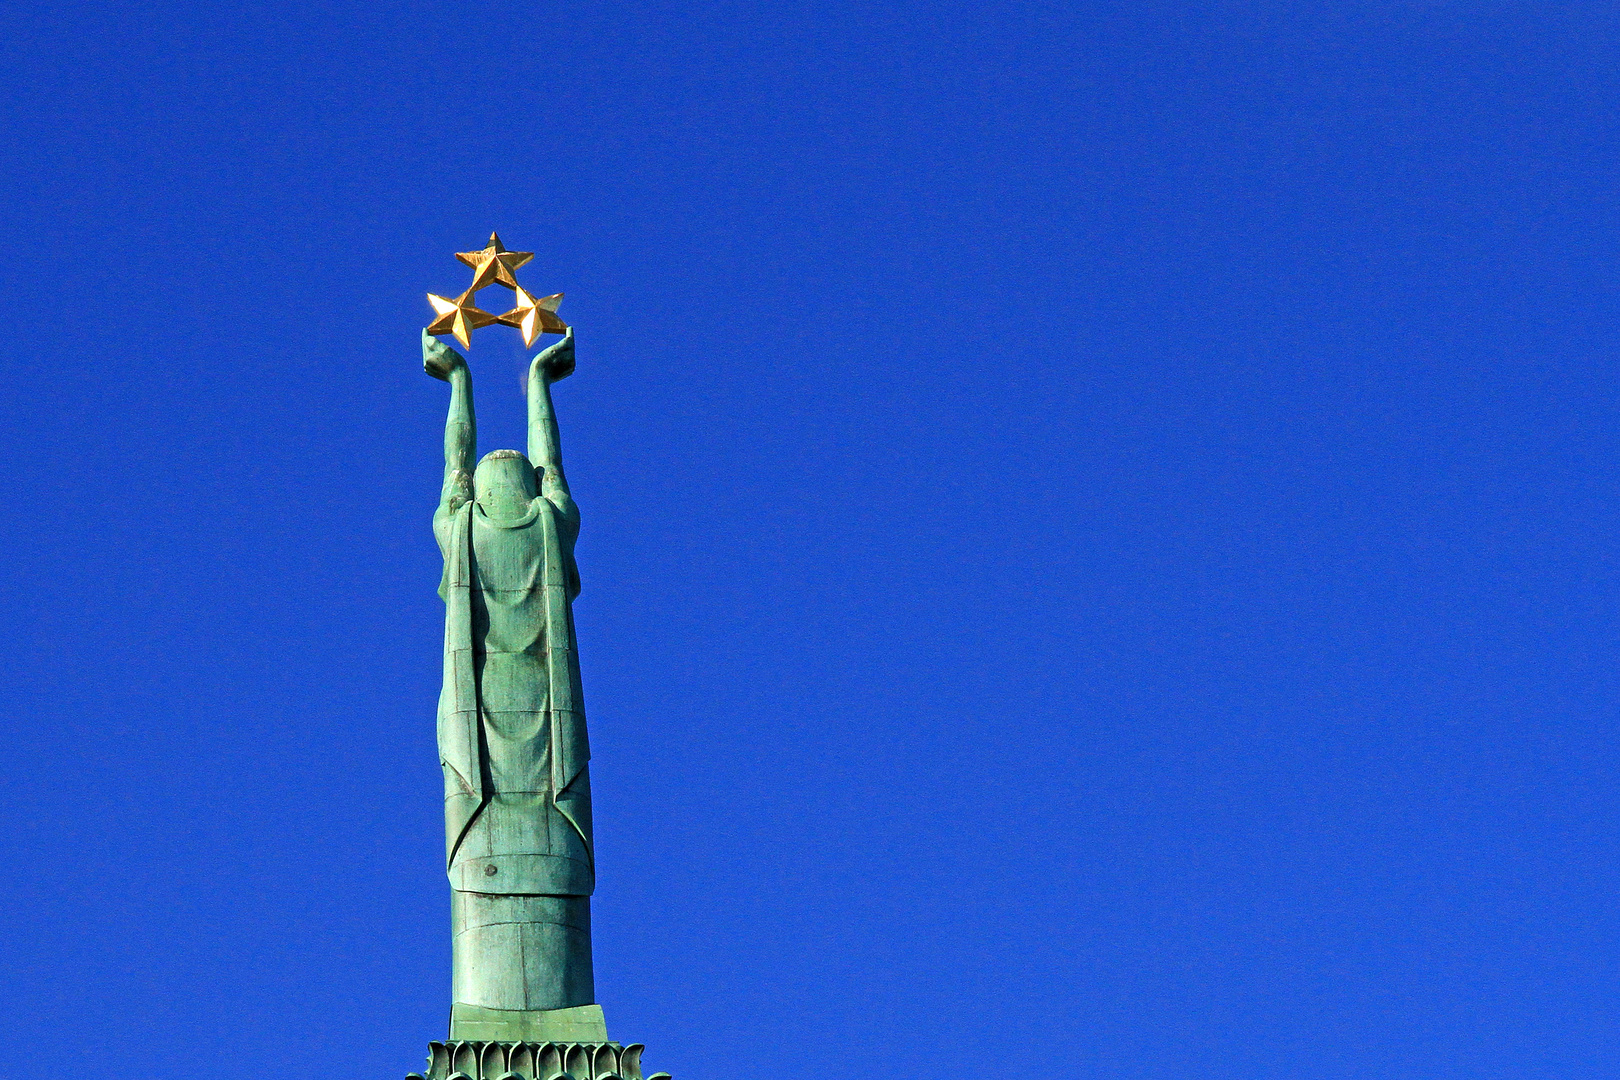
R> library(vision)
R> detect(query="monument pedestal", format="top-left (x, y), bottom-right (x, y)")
top-left (409, 1036), bottom-right (670, 1080)
top-left (450, 1003), bottom-right (609, 1043)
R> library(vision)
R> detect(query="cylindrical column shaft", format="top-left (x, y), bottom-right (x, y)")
top-left (451, 892), bottom-right (594, 1011)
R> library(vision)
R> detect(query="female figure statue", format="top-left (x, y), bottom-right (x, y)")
top-left (424, 328), bottom-right (600, 1041)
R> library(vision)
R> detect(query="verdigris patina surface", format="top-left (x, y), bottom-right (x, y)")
top-left (402, 239), bottom-right (672, 1080)
top-left (425, 326), bottom-right (605, 1045)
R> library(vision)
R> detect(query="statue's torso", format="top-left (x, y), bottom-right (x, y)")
top-left (442, 496), bottom-right (592, 897)
top-left (471, 508), bottom-right (552, 796)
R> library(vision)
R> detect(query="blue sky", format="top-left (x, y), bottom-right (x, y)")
top-left (3, 3), bottom-right (1619, 1077)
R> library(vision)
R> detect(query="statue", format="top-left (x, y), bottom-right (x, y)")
top-left (424, 325), bottom-right (601, 1045)
top-left (404, 236), bottom-right (669, 1080)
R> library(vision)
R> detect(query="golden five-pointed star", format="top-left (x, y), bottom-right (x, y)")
top-left (498, 284), bottom-right (568, 347)
top-left (426, 288), bottom-right (500, 348)
top-left (458, 232), bottom-right (533, 292)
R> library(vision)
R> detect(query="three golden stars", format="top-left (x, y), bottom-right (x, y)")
top-left (426, 233), bottom-right (568, 348)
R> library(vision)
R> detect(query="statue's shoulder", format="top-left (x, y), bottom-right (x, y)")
top-left (433, 498), bottom-right (471, 556)
top-left (542, 488), bottom-right (579, 524)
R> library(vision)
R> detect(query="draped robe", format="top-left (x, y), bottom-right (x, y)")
top-left (436, 487), bottom-right (593, 898)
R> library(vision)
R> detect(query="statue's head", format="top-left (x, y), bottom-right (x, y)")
top-left (474, 449), bottom-right (537, 518)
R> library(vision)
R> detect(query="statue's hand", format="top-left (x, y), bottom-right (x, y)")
top-left (533, 326), bottom-right (576, 383)
top-left (423, 331), bottom-right (466, 381)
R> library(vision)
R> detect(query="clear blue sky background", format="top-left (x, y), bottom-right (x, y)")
top-left (2, 3), bottom-right (1618, 1077)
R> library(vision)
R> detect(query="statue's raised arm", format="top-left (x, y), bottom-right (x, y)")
top-left (424, 331), bottom-right (476, 527)
top-left (528, 326), bottom-right (575, 500)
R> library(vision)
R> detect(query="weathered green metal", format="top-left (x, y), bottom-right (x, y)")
top-left (406, 1038), bottom-right (671, 1080)
top-left (415, 328), bottom-right (671, 1080)
top-left (448, 1003), bottom-right (609, 1043)
top-left (425, 328), bottom-right (597, 1028)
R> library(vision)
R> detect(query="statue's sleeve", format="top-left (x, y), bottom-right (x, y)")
top-left (438, 501), bottom-right (484, 865)
top-left (542, 484), bottom-right (578, 525)
top-left (432, 502), bottom-right (460, 599)
top-left (433, 508), bottom-right (453, 560)
top-left (435, 469), bottom-right (473, 550)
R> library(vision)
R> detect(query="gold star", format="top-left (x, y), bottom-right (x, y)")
top-left (457, 231), bottom-right (533, 293)
top-left (497, 285), bottom-right (568, 347)
top-left (426, 288), bottom-right (500, 348)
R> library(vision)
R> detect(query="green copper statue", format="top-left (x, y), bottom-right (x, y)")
top-left (404, 243), bottom-right (671, 1079)
top-left (424, 326), bottom-right (605, 1045)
